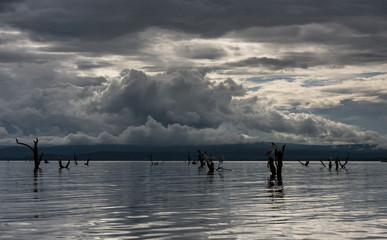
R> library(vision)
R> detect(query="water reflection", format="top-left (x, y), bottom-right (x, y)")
top-left (267, 176), bottom-right (284, 198)
top-left (206, 173), bottom-right (214, 185)
top-left (33, 168), bottom-right (42, 194)
top-left (0, 161), bottom-right (386, 240)
top-left (267, 175), bottom-right (285, 210)
top-left (58, 167), bottom-right (70, 175)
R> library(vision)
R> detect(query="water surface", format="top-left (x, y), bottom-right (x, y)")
top-left (0, 161), bottom-right (386, 239)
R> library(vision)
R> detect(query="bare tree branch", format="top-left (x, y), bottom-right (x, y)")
top-left (16, 138), bottom-right (33, 152)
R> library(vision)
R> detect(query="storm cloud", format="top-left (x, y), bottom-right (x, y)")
top-left (0, 0), bottom-right (386, 147)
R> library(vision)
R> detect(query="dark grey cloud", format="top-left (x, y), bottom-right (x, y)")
top-left (230, 99), bottom-right (382, 145)
top-left (313, 98), bottom-right (387, 135)
top-left (0, 49), bottom-right (50, 63)
top-left (0, 67), bottom-right (252, 145)
top-left (0, 0), bottom-right (386, 147)
top-left (0, 62), bottom-right (61, 100)
top-left (230, 22), bottom-right (387, 66)
top-left (1, 87), bottom-right (83, 136)
top-left (0, 0), bottom-right (385, 73)
top-left (39, 32), bottom-right (147, 57)
top-left (2, 1), bottom-right (386, 48)
top-left (0, 59), bottom-right (110, 138)
top-left (76, 61), bottom-right (113, 70)
top-left (93, 69), bottom-right (246, 130)
top-left (175, 43), bottom-right (227, 59)
top-left (226, 57), bottom-right (309, 70)
top-left (0, 0), bottom-right (23, 12)
top-left (0, 66), bottom-right (384, 146)
top-left (86, 68), bottom-right (385, 146)
top-left (62, 76), bottom-right (108, 89)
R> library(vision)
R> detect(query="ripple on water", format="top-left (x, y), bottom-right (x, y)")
top-left (0, 161), bottom-right (386, 239)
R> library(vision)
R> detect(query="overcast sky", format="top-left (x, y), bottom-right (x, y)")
top-left (0, 0), bottom-right (386, 147)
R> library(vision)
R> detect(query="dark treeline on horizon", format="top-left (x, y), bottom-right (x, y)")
top-left (0, 142), bottom-right (386, 161)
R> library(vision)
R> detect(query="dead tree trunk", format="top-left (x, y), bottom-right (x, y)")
top-left (274, 144), bottom-right (286, 177)
top-left (328, 157), bottom-right (333, 169)
top-left (267, 156), bottom-right (277, 177)
top-left (335, 155), bottom-right (340, 170)
top-left (59, 160), bottom-right (70, 169)
top-left (58, 155), bottom-right (70, 169)
top-left (16, 138), bottom-right (41, 171)
top-left (265, 142), bottom-right (286, 178)
top-left (320, 160), bottom-right (326, 167)
top-left (298, 160), bottom-right (309, 166)
top-left (340, 153), bottom-right (350, 168)
top-left (206, 158), bottom-right (215, 173)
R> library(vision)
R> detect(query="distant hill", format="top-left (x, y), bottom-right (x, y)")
top-left (0, 143), bottom-right (386, 161)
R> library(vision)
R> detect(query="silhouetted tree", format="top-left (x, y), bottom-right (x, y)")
top-left (328, 157), bottom-right (333, 169)
top-left (339, 154), bottom-right (350, 168)
top-left (267, 155), bottom-right (276, 177)
top-left (197, 149), bottom-right (205, 168)
top-left (320, 160), bottom-right (326, 167)
top-left (265, 142), bottom-right (286, 178)
top-left (273, 142), bottom-right (286, 177)
top-left (298, 160), bottom-right (309, 166)
top-left (58, 155), bottom-right (70, 169)
top-left (335, 155), bottom-right (340, 170)
top-left (216, 155), bottom-right (231, 171)
top-left (16, 138), bottom-right (41, 171)
top-left (206, 154), bottom-right (215, 173)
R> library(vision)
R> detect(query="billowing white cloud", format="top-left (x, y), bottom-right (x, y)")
top-left (0, 67), bottom-right (386, 147)
top-left (91, 69), bottom-right (246, 129)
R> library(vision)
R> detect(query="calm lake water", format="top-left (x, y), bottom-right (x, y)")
top-left (0, 161), bottom-right (386, 239)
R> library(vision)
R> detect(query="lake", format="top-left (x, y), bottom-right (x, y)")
top-left (0, 161), bottom-right (386, 239)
